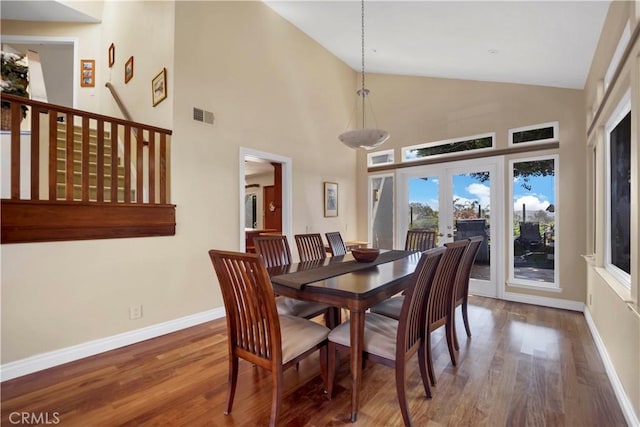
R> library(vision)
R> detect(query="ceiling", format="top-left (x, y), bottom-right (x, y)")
top-left (265, 1), bottom-right (611, 89)
top-left (1, 1), bottom-right (610, 89)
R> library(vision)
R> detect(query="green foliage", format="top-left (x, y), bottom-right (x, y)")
top-left (1, 52), bottom-right (29, 118)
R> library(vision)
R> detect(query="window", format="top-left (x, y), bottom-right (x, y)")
top-left (509, 155), bottom-right (559, 289)
top-left (402, 133), bottom-right (494, 162)
top-left (509, 122), bottom-right (559, 146)
top-left (367, 149), bottom-right (394, 167)
top-left (605, 91), bottom-right (631, 287)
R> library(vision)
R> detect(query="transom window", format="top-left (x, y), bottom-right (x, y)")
top-left (402, 133), bottom-right (494, 162)
top-left (509, 122), bottom-right (559, 146)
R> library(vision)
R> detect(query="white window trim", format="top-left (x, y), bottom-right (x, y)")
top-left (508, 121), bottom-right (559, 146)
top-left (367, 149), bottom-right (395, 167)
top-left (604, 21), bottom-right (631, 91)
top-left (401, 132), bottom-right (495, 163)
top-left (604, 89), bottom-right (631, 289)
top-left (508, 154), bottom-right (560, 290)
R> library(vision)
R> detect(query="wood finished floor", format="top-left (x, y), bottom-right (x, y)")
top-left (1, 296), bottom-right (626, 426)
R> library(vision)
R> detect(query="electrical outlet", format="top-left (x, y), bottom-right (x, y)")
top-left (129, 305), bottom-right (143, 320)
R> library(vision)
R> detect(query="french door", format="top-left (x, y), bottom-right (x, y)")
top-left (396, 158), bottom-right (502, 297)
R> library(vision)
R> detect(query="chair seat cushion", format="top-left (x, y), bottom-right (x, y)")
top-left (369, 296), bottom-right (404, 321)
top-left (328, 312), bottom-right (399, 360)
top-left (280, 315), bottom-right (330, 364)
top-left (276, 296), bottom-right (329, 319)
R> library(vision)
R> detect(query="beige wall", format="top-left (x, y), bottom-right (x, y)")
top-left (356, 74), bottom-right (587, 302)
top-left (583, 0), bottom-right (640, 419)
top-left (0, 1), bottom-right (357, 364)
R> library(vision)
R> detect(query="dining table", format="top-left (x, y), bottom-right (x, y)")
top-left (267, 249), bottom-right (422, 422)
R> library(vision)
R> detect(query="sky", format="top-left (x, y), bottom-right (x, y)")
top-left (408, 173), bottom-right (555, 212)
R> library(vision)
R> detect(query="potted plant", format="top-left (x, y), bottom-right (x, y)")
top-left (1, 51), bottom-right (29, 130)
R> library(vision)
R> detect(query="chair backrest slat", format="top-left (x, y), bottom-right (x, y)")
top-left (427, 240), bottom-right (469, 326)
top-left (253, 235), bottom-right (292, 268)
top-left (295, 233), bottom-right (327, 262)
top-left (397, 247), bottom-right (446, 356)
top-left (405, 229), bottom-right (437, 251)
top-left (454, 236), bottom-right (484, 302)
top-left (325, 231), bottom-right (347, 256)
top-left (209, 250), bottom-right (282, 365)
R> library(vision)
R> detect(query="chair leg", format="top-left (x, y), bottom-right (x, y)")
top-left (396, 361), bottom-right (414, 427)
top-left (326, 307), bottom-right (342, 329)
top-left (326, 342), bottom-right (337, 399)
top-left (417, 342), bottom-right (432, 398)
top-left (452, 307), bottom-right (460, 351)
top-left (445, 318), bottom-right (458, 366)
top-left (225, 356), bottom-right (239, 415)
top-left (269, 368), bottom-right (283, 427)
top-left (320, 345), bottom-right (328, 394)
top-left (426, 332), bottom-right (436, 386)
top-left (462, 300), bottom-right (472, 337)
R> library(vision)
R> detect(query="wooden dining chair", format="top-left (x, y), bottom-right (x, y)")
top-left (326, 247), bottom-right (445, 427)
top-left (404, 229), bottom-right (437, 251)
top-left (254, 235), bottom-right (336, 326)
top-left (325, 231), bottom-right (347, 256)
top-left (294, 233), bottom-right (327, 262)
top-left (370, 239), bottom-right (469, 385)
top-left (451, 235), bottom-right (484, 350)
top-left (208, 249), bottom-right (330, 427)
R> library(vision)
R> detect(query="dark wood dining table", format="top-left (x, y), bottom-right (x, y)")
top-left (267, 250), bottom-right (422, 422)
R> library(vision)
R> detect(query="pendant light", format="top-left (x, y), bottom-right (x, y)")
top-left (339, 0), bottom-right (390, 149)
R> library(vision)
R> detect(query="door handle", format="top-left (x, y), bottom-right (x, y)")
top-left (447, 233), bottom-right (453, 238)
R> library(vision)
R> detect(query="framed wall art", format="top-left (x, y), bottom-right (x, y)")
top-left (324, 181), bottom-right (338, 217)
top-left (108, 43), bottom-right (115, 67)
top-left (125, 56), bottom-right (134, 83)
top-left (80, 59), bottom-right (95, 87)
top-left (152, 67), bottom-right (167, 107)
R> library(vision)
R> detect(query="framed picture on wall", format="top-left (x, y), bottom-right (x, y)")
top-left (125, 56), bottom-right (134, 83)
top-left (108, 43), bottom-right (115, 67)
top-left (152, 67), bottom-right (167, 106)
top-left (80, 59), bottom-right (95, 87)
top-left (324, 182), bottom-right (338, 217)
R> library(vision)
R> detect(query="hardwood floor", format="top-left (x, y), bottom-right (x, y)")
top-left (1, 296), bottom-right (626, 426)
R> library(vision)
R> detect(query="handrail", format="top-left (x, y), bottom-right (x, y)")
top-left (105, 82), bottom-right (133, 122)
top-left (1, 93), bottom-right (172, 204)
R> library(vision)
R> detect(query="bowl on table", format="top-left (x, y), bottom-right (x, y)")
top-left (351, 248), bottom-right (380, 263)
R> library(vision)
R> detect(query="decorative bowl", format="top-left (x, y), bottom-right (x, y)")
top-left (351, 248), bottom-right (380, 263)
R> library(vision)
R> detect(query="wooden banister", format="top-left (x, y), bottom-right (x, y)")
top-left (0, 93), bottom-right (175, 244)
top-left (105, 81), bottom-right (133, 122)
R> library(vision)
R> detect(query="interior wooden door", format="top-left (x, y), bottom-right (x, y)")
top-left (263, 185), bottom-right (281, 231)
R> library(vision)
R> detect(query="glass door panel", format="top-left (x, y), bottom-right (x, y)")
top-left (369, 174), bottom-right (394, 249)
top-left (408, 175), bottom-right (441, 245)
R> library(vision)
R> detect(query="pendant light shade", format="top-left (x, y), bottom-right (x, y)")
top-left (339, 0), bottom-right (389, 149)
top-left (339, 128), bottom-right (389, 149)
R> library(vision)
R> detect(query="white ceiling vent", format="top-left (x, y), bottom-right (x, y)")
top-left (193, 107), bottom-right (215, 125)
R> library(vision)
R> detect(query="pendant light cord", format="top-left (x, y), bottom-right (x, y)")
top-left (361, 0), bottom-right (366, 129)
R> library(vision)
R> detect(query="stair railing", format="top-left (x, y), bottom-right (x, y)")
top-left (1, 93), bottom-right (171, 204)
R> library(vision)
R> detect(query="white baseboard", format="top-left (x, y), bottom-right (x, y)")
top-left (502, 291), bottom-right (584, 311)
top-left (1, 307), bottom-right (226, 382)
top-left (584, 308), bottom-right (640, 427)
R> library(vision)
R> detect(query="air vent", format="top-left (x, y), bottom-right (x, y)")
top-left (193, 107), bottom-right (215, 125)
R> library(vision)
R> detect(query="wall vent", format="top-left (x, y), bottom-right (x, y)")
top-left (193, 107), bottom-right (215, 125)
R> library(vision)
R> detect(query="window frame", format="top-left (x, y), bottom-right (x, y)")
top-left (508, 121), bottom-right (559, 147)
top-left (367, 149), bottom-right (395, 167)
top-left (401, 132), bottom-right (495, 163)
top-left (604, 89), bottom-right (631, 289)
top-left (508, 153), bottom-right (560, 291)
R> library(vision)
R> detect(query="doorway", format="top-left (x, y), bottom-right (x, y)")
top-left (239, 148), bottom-right (292, 252)
top-left (396, 158), bottom-right (503, 297)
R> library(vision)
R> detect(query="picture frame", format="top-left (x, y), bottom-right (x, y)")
top-left (80, 59), bottom-right (95, 87)
top-left (108, 43), bottom-right (115, 68)
top-left (152, 67), bottom-right (167, 107)
top-left (324, 182), bottom-right (338, 217)
top-left (124, 56), bottom-right (134, 83)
